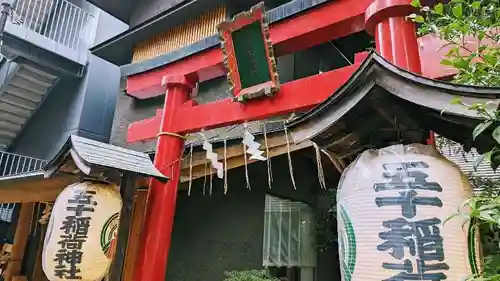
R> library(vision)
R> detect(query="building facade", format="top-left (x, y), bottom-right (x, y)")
top-left (0, 1), bottom-right (126, 278)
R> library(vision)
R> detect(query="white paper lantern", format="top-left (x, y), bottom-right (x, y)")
top-left (337, 144), bottom-right (481, 281)
top-left (42, 181), bottom-right (122, 281)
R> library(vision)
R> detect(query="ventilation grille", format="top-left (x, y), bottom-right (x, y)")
top-left (132, 5), bottom-right (226, 62)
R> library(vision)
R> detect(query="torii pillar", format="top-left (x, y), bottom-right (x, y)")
top-left (365, 0), bottom-right (435, 145)
top-left (365, 0), bottom-right (421, 73)
top-left (133, 75), bottom-right (196, 281)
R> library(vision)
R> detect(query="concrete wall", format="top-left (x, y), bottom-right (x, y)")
top-left (77, 55), bottom-right (120, 142)
top-left (168, 153), bottom-right (329, 281)
top-left (129, 0), bottom-right (190, 27)
top-left (127, 0), bottom-right (293, 27)
top-left (10, 55), bottom-right (120, 160)
top-left (93, 9), bottom-right (129, 46)
top-left (9, 0), bottom-right (127, 159)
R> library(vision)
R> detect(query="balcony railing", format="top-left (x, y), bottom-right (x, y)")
top-left (0, 151), bottom-right (46, 222)
top-left (9, 0), bottom-right (97, 63)
top-left (0, 151), bottom-right (46, 177)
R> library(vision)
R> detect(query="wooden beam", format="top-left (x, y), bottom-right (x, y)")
top-left (123, 190), bottom-right (148, 281)
top-left (180, 132), bottom-right (298, 170)
top-left (179, 139), bottom-right (312, 183)
top-left (3, 203), bottom-right (34, 281)
top-left (126, 34), bottom-right (471, 144)
top-left (109, 173), bottom-right (138, 281)
top-left (127, 64), bottom-right (359, 142)
top-left (0, 174), bottom-right (78, 203)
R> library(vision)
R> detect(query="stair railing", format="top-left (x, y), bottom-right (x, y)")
top-left (0, 151), bottom-right (46, 222)
top-left (10, 0), bottom-right (96, 52)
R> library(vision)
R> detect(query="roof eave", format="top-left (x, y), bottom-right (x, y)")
top-left (287, 51), bottom-right (500, 153)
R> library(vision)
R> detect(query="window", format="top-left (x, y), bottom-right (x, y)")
top-left (0, 204), bottom-right (15, 223)
top-left (263, 195), bottom-right (316, 281)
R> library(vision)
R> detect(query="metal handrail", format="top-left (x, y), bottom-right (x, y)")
top-left (11, 0), bottom-right (96, 52)
top-left (0, 151), bottom-right (46, 222)
top-left (0, 150), bottom-right (46, 177)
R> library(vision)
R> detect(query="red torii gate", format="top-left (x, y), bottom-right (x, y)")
top-left (130, 0), bottom-right (448, 280)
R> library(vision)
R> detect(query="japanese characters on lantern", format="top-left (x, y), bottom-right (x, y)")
top-left (43, 181), bottom-right (122, 281)
top-left (374, 161), bottom-right (449, 281)
top-left (336, 144), bottom-right (481, 281)
top-left (53, 190), bottom-right (97, 279)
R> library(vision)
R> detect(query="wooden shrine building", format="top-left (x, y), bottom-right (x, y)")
top-left (0, 135), bottom-right (167, 281)
top-left (79, 0), bottom-right (500, 280)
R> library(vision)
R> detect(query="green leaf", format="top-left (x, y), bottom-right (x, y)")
top-left (445, 46), bottom-right (459, 57)
top-left (491, 146), bottom-right (500, 171)
top-left (493, 126), bottom-right (500, 144)
top-left (471, 1), bottom-right (481, 10)
top-left (406, 13), bottom-right (417, 19)
top-left (410, 0), bottom-right (421, 8)
top-left (441, 59), bottom-right (454, 66)
top-left (452, 58), bottom-right (469, 70)
top-left (443, 212), bottom-right (464, 225)
top-left (414, 15), bottom-right (425, 23)
top-left (478, 203), bottom-right (500, 211)
top-left (486, 255), bottom-right (500, 268)
top-left (473, 120), bottom-right (493, 140)
top-left (479, 211), bottom-right (496, 222)
top-left (452, 3), bottom-right (463, 18)
top-left (434, 3), bottom-right (444, 15)
top-left (459, 198), bottom-right (473, 210)
top-left (450, 96), bottom-right (462, 104)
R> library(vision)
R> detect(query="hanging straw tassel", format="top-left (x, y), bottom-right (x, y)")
top-left (283, 123), bottom-right (297, 190)
top-left (224, 138), bottom-right (228, 194)
top-left (209, 166), bottom-right (213, 196)
top-left (314, 143), bottom-right (327, 189)
top-left (263, 123), bottom-right (273, 189)
top-left (203, 161), bottom-right (208, 196)
top-left (243, 123), bottom-right (251, 190)
top-left (243, 141), bottom-right (251, 190)
top-left (188, 144), bottom-right (194, 196)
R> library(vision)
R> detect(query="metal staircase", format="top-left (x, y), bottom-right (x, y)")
top-left (0, 61), bottom-right (58, 150)
top-left (0, 0), bottom-right (96, 151)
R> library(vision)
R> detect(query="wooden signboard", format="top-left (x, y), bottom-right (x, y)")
top-left (218, 2), bottom-right (280, 103)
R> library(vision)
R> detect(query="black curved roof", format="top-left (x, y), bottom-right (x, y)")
top-left (286, 51), bottom-right (500, 161)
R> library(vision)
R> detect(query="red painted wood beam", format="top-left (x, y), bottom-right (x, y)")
top-left (127, 63), bottom-right (360, 143)
top-left (126, 42), bottom-right (462, 144)
top-left (126, 0), bottom-right (372, 99)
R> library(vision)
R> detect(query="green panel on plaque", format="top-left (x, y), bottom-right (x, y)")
top-left (232, 21), bottom-right (271, 89)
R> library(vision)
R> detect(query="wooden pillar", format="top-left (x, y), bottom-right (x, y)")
top-left (123, 189), bottom-right (148, 281)
top-left (31, 223), bottom-right (49, 281)
top-left (3, 203), bottom-right (34, 281)
top-left (109, 173), bottom-right (138, 281)
top-left (133, 75), bottom-right (196, 281)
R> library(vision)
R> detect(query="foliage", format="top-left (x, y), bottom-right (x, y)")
top-left (450, 175), bottom-right (500, 280)
top-left (409, 0), bottom-right (500, 87)
top-left (223, 270), bottom-right (280, 281)
top-left (410, 0), bottom-right (500, 280)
